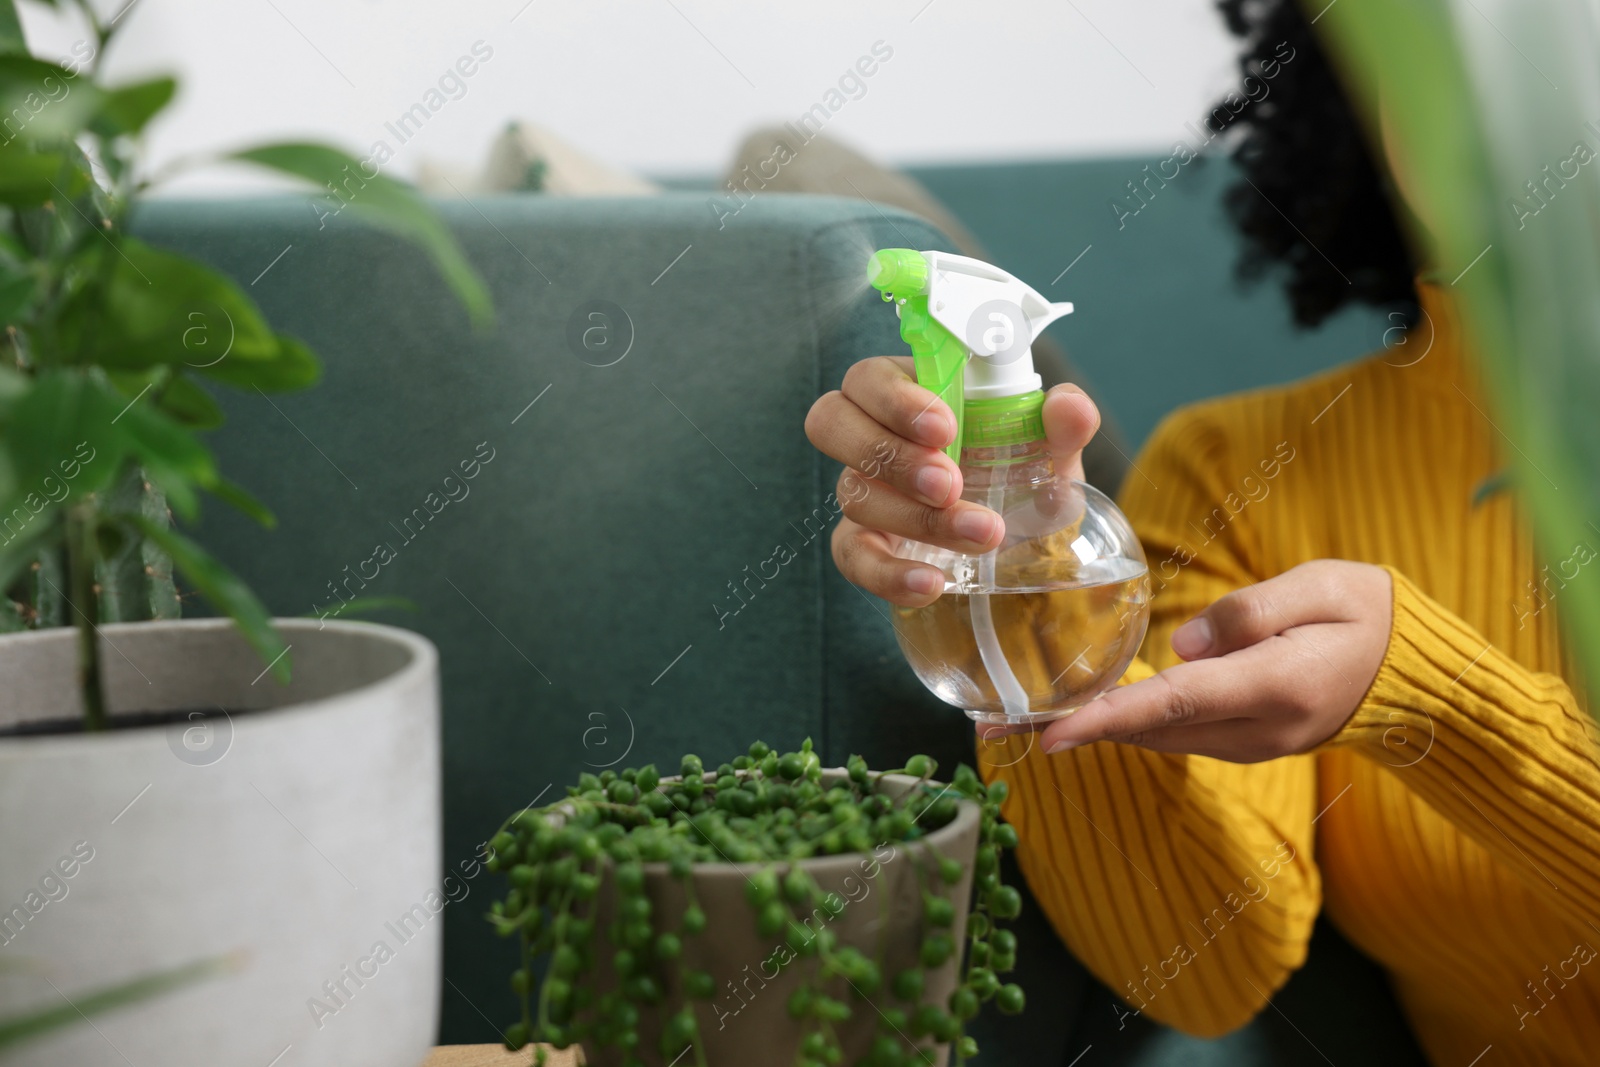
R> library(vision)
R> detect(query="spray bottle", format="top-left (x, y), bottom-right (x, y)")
top-left (867, 248), bottom-right (1151, 724)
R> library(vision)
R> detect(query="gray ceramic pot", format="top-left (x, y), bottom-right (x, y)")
top-left (575, 771), bottom-right (982, 1067)
top-left (0, 619), bottom-right (441, 1067)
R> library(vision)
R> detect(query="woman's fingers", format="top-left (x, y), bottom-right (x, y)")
top-left (982, 562), bottom-right (1395, 763)
top-left (1167, 560), bottom-right (1372, 660)
top-left (1040, 384), bottom-right (1100, 483)
top-left (830, 517), bottom-right (946, 606)
top-left (806, 387), bottom-right (962, 508)
top-left (841, 356), bottom-right (957, 450)
top-left (1038, 655), bottom-right (1249, 753)
top-left (1039, 620), bottom-right (1364, 757)
top-left (837, 470), bottom-right (1003, 555)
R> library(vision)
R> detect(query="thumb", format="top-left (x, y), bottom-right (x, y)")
top-left (1169, 563), bottom-right (1345, 661)
top-left (1040, 384), bottom-right (1099, 482)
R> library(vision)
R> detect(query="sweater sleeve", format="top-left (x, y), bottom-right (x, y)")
top-left (1323, 566), bottom-right (1600, 927)
top-left (979, 407), bottom-right (1320, 1038)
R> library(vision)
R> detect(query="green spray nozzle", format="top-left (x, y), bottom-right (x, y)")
top-left (868, 248), bottom-right (1075, 463)
top-left (866, 248), bottom-right (929, 293)
top-left (868, 249), bottom-right (969, 461)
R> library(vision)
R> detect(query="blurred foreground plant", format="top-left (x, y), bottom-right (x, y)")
top-left (1314, 0), bottom-right (1600, 711)
top-left (0, 952), bottom-right (239, 1050)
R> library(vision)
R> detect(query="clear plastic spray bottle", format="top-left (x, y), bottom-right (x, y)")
top-left (867, 248), bottom-right (1151, 725)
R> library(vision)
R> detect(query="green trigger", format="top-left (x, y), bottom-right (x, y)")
top-left (897, 295), bottom-right (966, 463)
top-left (867, 249), bottom-right (965, 462)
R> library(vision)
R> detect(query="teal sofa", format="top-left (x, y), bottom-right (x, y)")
top-left (136, 156), bottom-right (1427, 1065)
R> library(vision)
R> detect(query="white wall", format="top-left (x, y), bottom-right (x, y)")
top-left (18, 0), bottom-right (1243, 192)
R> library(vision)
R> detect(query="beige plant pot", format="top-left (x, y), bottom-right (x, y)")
top-left (0, 619), bottom-right (441, 1067)
top-left (573, 771), bottom-right (982, 1067)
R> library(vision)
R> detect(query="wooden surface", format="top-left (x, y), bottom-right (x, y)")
top-left (422, 1046), bottom-right (579, 1067)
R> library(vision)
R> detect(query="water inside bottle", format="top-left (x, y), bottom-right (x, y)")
top-left (891, 560), bottom-right (1150, 722)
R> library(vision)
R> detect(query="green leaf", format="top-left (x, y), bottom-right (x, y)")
top-left (228, 142), bottom-right (492, 328)
top-left (0, 363), bottom-right (25, 405)
top-left (104, 377), bottom-right (217, 522)
top-left (1, 371), bottom-right (217, 523)
top-left (208, 476), bottom-right (275, 528)
top-left (54, 236), bottom-right (281, 371)
top-left (153, 374), bottom-right (224, 429)
top-left (57, 138), bottom-right (113, 220)
top-left (0, 146), bottom-right (88, 207)
top-left (0, 57), bottom-right (103, 145)
top-left (0, 263), bottom-right (36, 324)
top-left (0, 953), bottom-right (238, 1050)
top-left (0, 503), bottom-right (59, 594)
top-left (3, 371), bottom-right (129, 506)
top-left (130, 514), bottom-right (287, 681)
top-left (92, 76), bottom-right (177, 138)
top-left (0, 1), bottom-right (26, 56)
top-left (197, 333), bottom-right (319, 393)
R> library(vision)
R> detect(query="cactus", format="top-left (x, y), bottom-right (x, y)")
top-left (1, 469), bottom-right (178, 634)
top-left (93, 468), bottom-right (180, 623)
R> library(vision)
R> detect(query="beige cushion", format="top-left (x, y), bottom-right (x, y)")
top-left (420, 121), bottom-right (660, 196)
top-left (722, 126), bottom-right (987, 259)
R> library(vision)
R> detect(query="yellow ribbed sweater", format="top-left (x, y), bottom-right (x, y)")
top-left (980, 283), bottom-right (1600, 1066)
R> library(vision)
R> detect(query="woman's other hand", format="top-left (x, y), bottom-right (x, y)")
top-left (1034, 560), bottom-right (1394, 762)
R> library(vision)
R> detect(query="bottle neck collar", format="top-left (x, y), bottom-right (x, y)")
top-left (964, 389), bottom-right (1046, 450)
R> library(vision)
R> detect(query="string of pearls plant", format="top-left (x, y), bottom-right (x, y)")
top-left (485, 740), bottom-right (1024, 1067)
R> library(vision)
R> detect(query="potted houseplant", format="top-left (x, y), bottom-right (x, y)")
top-left (0, 2), bottom-right (491, 1063)
top-left (485, 741), bottom-right (1026, 1067)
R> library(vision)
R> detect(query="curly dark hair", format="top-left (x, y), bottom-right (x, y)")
top-left (1214, 0), bottom-right (1418, 327)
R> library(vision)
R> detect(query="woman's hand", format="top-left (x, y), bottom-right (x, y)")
top-left (1033, 560), bottom-right (1394, 763)
top-left (804, 356), bottom-right (1102, 607)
